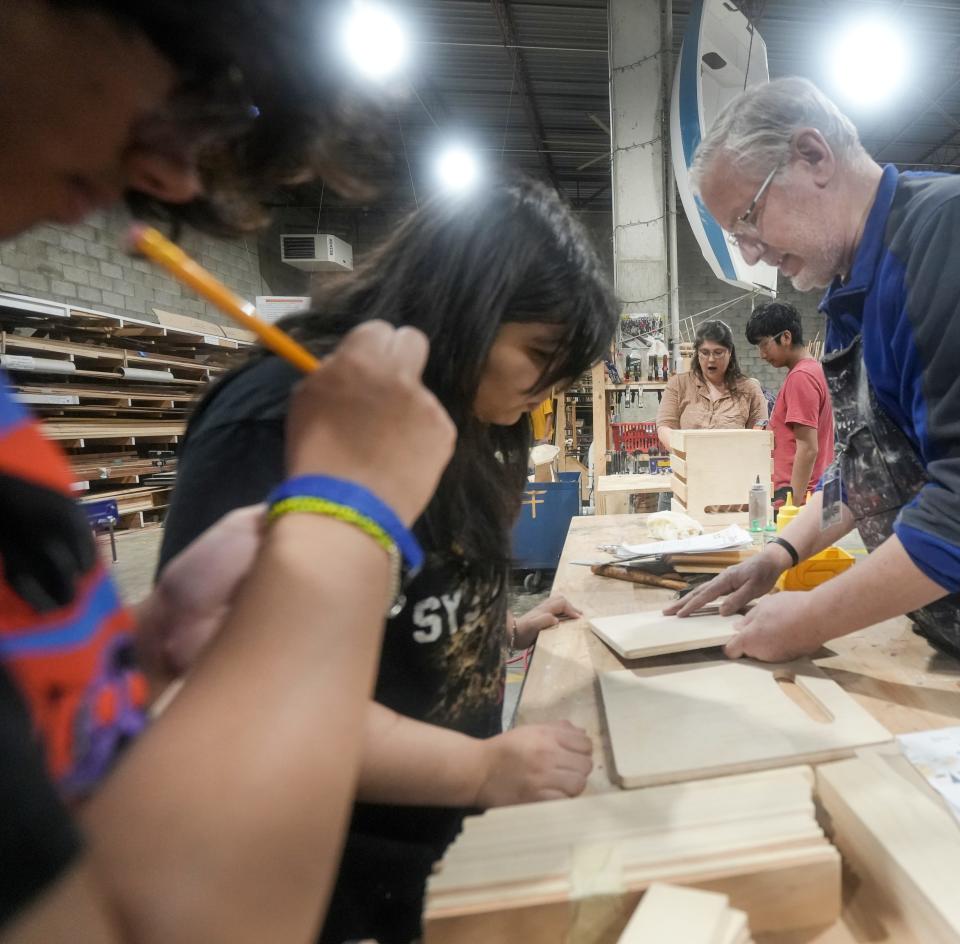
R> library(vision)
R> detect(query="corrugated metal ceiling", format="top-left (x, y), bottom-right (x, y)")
top-left (291, 0), bottom-right (960, 213)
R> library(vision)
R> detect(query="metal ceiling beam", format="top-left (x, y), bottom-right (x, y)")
top-left (909, 134), bottom-right (960, 169)
top-left (905, 69), bottom-right (960, 170)
top-left (408, 77), bottom-right (454, 128)
top-left (489, 0), bottom-right (562, 192)
top-left (416, 40), bottom-right (607, 55)
top-left (573, 181), bottom-right (610, 209)
top-left (860, 29), bottom-right (960, 162)
top-left (873, 68), bottom-right (960, 160)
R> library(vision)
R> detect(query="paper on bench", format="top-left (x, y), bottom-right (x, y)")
top-left (604, 524), bottom-right (753, 559)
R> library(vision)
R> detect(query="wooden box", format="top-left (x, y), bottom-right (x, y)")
top-left (669, 429), bottom-right (773, 527)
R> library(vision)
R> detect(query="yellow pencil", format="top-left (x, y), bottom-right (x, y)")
top-left (128, 223), bottom-right (320, 374)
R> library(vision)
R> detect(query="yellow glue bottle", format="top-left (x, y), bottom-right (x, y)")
top-left (776, 490), bottom-right (799, 532)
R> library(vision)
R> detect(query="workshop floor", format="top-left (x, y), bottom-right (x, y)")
top-left (105, 528), bottom-right (546, 731)
top-left (100, 528), bottom-right (163, 605)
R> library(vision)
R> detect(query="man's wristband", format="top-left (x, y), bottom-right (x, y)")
top-left (769, 536), bottom-right (800, 568)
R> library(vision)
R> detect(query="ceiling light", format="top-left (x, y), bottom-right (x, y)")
top-left (829, 19), bottom-right (907, 106)
top-left (436, 146), bottom-right (480, 193)
top-left (342, 1), bottom-right (408, 82)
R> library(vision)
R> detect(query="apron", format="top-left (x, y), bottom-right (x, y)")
top-left (822, 335), bottom-right (960, 656)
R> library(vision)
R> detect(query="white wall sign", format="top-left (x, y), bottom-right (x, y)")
top-left (255, 296), bottom-right (311, 324)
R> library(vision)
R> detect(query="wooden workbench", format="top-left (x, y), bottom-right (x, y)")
top-left (516, 512), bottom-right (960, 944)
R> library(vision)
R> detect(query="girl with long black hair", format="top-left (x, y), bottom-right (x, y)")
top-left (159, 175), bottom-right (619, 944)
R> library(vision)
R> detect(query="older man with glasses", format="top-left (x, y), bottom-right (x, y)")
top-left (668, 76), bottom-right (960, 665)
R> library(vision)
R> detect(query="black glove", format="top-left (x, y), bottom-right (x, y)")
top-left (0, 473), bottom-right (96, 613)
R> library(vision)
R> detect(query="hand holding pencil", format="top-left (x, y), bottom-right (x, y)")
top-left (128, 223), bottom-right (319, 373)
top-left (128, 222), bottom-right (457, 524)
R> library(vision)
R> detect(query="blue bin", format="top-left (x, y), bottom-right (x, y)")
top-left (511, 472), bottom-right (581, 572)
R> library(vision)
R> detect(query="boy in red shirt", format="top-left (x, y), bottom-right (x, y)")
top-left (746, 302), bottom-right (835, 506)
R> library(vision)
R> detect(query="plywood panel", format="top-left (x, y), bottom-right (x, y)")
top-left (591, 608), bottom-right (740, 659)
top-left (599, 660), bottom-right (892, 787)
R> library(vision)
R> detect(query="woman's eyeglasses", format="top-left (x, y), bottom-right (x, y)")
top-left (698, 348), bottom-right (730, 361)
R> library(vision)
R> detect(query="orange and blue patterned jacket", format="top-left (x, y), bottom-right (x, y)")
top-left (0, 374), bottom-right (147, 797)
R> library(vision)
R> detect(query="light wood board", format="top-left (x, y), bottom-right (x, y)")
top-left (618, 884), bottom-right (750, 944)
top-left (818, 755), bottom-right (960, 944)
top-left (590, 608), bottom-right (740, 659)
top-left (517, 513), bottom-right (960, 943)
top-left (599, 659), bottom-right (892, 787)
top-left (425, 765), bottom-right (838, 943)
top-left (669, 429), bottom-right (772, 527)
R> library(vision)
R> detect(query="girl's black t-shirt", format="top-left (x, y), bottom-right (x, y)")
top-left (159, 355), bottom-right (505, 944)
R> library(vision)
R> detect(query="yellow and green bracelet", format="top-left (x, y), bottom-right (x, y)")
top-left (268, 495), bottom-right (405, 616)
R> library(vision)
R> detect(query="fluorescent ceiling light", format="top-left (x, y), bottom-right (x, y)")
top-left (829, 19), bottom-right (908, 106)
top-left (436, 145), bottom-right (480, 193)
top-left (342, 1), bottom-right (408, 82)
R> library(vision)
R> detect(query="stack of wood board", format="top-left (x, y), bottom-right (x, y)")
top-left (590, 608), bottom-right (741, 659)
top-left (69, 452), bottom-right (176, 488)
top-left (598, 659), bottom-right (892, 788)
top-left (617, 883), bottom-right (752, 943)
top-left (42, 419), bottom-right (185, 442)
top-left (423, 765), bottom-right (840, 943)
top-left (670, 548), bottom-right (758, 574)
top-left (0, 291), bottom-right (253, 533)
top-left (79, 484), bottom-right (172, 530)
top-left (669, 429), bottom-right (772, 527)
top-left (817, 754), bottom-right (960, 943)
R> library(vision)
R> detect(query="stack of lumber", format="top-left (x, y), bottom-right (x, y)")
top-left (0, 292), bottom-right (252, 533)
top-left (818, 753), bottom-right (960, 943)
top-left (43, 418), bottom-right (185, 442)
top-left (617, 883), bottom-right (752, 944)
top-left (69, 452), bottom-right (176, 487)
top-left (79, 484), bottom-right (172, 530)
top-left (669, 548), bottom-right (758, 575)
top-left (423, 765), bottom-right (840, 943)
top-left (13, 382), bottom-right (196, 418)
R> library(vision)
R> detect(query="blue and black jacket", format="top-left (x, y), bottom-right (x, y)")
top-left (821, 164), bottom-right (960, 592)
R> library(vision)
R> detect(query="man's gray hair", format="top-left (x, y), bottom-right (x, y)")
top-left (690, 77), bottom-right (865, 190)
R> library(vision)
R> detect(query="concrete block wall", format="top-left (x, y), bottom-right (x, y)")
top-left (0, 198), bottom-right (821, 394)
top-left (675, 215), bottom-right (827, 395)
top-left (259, 205), bottom-right (403, 302)
top-left (0, 207), bottom-right (264, 328)
top-left (262, 202), bottom-right (616, 300)
top-left (0, 202), bottom-right (415, 329)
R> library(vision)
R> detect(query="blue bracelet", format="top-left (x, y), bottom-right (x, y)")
top-left (267, 475), bottom-right (424, 574)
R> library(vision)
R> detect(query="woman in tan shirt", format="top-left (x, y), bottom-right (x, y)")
top-left (658, 319), bottom-right (767, 449)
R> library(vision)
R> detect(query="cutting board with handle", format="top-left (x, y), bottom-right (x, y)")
top-left (599, 659), bottom-right (892, 788)
top-left (590, 607), bottom-right (741, 659)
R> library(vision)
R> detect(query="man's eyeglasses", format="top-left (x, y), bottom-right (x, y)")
top-left (726, 162), bottom-right (783, 251)
top-left (758, 331), bottom-right (786, 350)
